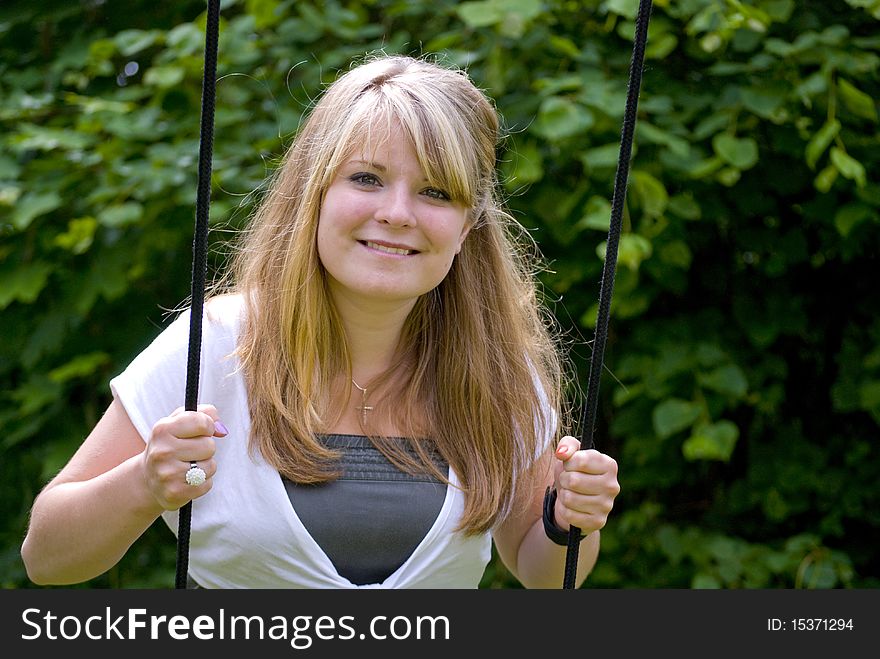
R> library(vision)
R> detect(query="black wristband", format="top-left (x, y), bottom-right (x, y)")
top-left (542, 486), bottom-right (586, 546)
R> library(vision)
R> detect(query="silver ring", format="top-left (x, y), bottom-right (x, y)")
top-left (185, 462), bottom-right (207, 487)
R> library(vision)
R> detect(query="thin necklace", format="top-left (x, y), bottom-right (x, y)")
top-left (351, 378), bottom-right (373, 425)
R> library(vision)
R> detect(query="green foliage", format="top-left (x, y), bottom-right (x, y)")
top-left (2, 0), bottom-right (878, 589)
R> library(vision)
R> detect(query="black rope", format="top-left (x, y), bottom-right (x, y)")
top-left (175, 0), bottom-right (221, 590)
top-left (563, 0), bottom-right (652, 589)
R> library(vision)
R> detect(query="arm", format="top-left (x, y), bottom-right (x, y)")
top-left (20, 399), bottom-right (224, 585)
top-left (492, 436), bottom-right (619, 589)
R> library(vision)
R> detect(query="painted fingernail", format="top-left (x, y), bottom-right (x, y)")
top-left (215, 421), bottom-right (229, 435)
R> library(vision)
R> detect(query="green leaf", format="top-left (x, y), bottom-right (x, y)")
top-left (577, 195), bottom-right (612, 232)
top-left (805, 118), bottom-right (841, 170)
top-left (696, 343), bottom-right (727, 367)
top-left (859, 380), bottom-right (880, 410)
top-left (829, 147), bottom-right (866, 187)
top-left (762, 0), bottom-right (796, 22)
top-left (114, 29), bottom-right (162, 56)
top-left (712, 133), bottom-right (759, 170)
top-left (667, 194), bottom-right (702, 220)
top-left (658, 240), bottom-right (693, 269)
top-left (166, 23), bottom-right (205, 56)
top-left (0, 262), bottom-right (53, 308)
top-left (607, 0), bottom-right (639, 20)
top-left (834, 203), bottom-right (873, 237)
top-left (11, 192), bottom-right (62, 230)
top-left (457, 1), bottom-right (500, 28)
top-left (10, 125), bottom-right (93, 152)
top-left (10, 375), bottom-right (62, 417)
top-left (98, 202), bottom-right (143, 228)
top-left (656, 525), bottom-right (684, 564)
top-left (837, 78), bottom-right (878, 122)
top-left (716, 167), bottom-right (741, 187)
top-left (631, 171), bottom-right (669, 217)
top-left (499, 0), bottom-right (543, 36)
top-left (740, 87), bottom-right (785, 120)
top-left (653, 398), bottom-right (703, 439)
top-left (638, 122), bottom-right (690, 158)
top-left (48, 352), bottom-right (110, 383)
top-left (0, 154), bottom-right (22, 179)
top-left (548, 36), bottom-right (582, 59)
top-left (247, 0), bottom-right (288, 29)
top-left (646, 32), bottom-right (678, 60)
top-left (581, 143), bottom-right (623, 171)
top-left (0, 183), bottom-right (21, 206)
top-left (617, 234), bottom-right (653, 270)
top-left (699, 364), bottom-right (749, 398)
top-left (503, 140), bottom-right (543, 187)
top-left (533, 97), bottom-right (594, 141)
top-left (54, 217), bottom-right (99, 254)
top-left (682, 420), bottom-right (740, 461)
top-left (814, 164), bottom-right (838, 192)
top-left (143, 65), bottom-right (186, 88)
top-left (687, 156), bottom-right (724, 179)
top-left (456, 0), bottom-right (542, 31)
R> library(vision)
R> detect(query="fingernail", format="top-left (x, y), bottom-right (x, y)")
top-left (556, 445), bottom-right (567, 456)
top-left (215, 421), bottom-right (229, 435)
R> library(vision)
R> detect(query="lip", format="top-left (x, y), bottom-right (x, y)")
top-left (358, 239), bottom-right (420, 255)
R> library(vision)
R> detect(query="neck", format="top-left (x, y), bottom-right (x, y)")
top-left (330, 289), bottom-right (417, 380)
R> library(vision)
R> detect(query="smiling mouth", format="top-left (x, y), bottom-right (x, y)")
top-left (361, 240), bottom-right (418, 256)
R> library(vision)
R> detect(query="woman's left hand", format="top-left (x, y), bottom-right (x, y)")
top-left (552, 435), bottom-right (620, 535)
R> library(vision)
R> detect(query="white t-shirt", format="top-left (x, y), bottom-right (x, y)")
top-left (110, 294), bottom-right (492, 588)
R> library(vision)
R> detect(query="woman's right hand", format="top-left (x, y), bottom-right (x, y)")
top-left (141, 404), bottom-right (228, 510)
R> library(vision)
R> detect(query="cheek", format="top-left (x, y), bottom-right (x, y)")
top-left (315, 212), bottom-right (329, 258)
top-left (428, 211), bottom-right (470, 250)
top-left (315, 208), bottom-right (344, 272)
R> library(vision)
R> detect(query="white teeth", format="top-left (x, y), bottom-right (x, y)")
top-left (365, 241), bottom-right (414, 255)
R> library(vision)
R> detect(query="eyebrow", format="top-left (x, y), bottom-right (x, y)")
top-left (348, 159), bottom-right (386, 172)
top-left (346, 159), bottom-right (431, 183)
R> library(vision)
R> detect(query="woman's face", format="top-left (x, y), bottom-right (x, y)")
top-left (317, 123), bottom-right (471, 310)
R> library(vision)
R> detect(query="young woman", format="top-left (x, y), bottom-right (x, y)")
top-left (21, 54), bottom-right (619, 588)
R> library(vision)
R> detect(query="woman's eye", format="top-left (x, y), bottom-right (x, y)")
top-left (350, 172), bottom-right (380, 187)
top-left (423, 187), bottom-right (450, 201)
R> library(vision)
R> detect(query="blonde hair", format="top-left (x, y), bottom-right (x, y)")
top-left (221, 53), bottom-right (570, 534)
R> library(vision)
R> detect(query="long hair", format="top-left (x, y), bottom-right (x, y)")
top-left (220, 54), bottom-right (571, 534)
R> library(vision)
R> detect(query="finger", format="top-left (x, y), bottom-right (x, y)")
top-left (558, 509), bottom-right (610, 535)
top-left (176, 437), bottom-right (218, 464)
top-left (555, 487), bottom-right (616, 515)
top-left (554, 435), bottom-right (581, 462)
top-left (154, 410), bottom-right (219, 440)
top-left (183, 458), bottom-right (218, 481)
top-left (561, 448), bottom-right (618, 476)
top-left (558, 470), bottom-right (621, 503)
top-left (195, 405), bottom-right (229, 436)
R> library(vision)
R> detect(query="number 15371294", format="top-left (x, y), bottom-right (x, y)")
top-left (768, 618), bottom-right (854, 631)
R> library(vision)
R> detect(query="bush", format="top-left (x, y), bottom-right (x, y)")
top-left (2, 0), bottom-right (878, 589)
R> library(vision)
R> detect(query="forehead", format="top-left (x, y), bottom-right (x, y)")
top-left (341, 122), bottom-right (415, 162)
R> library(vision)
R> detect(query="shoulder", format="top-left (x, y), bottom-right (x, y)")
top-left (200, 293), bottom-right (248, 338)
top-left (205, 292), bottom-right (246, 323)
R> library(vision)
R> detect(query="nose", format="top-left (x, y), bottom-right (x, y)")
top-left (376, 184), bottom-right (417, 227)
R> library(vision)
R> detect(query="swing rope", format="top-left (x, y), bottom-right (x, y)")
top-left (563, 0), bottom-right (652, 590)
top-left (175, 0), bottom-right (221, 590)
top-left (176, 0), bottom-right (651, 590)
